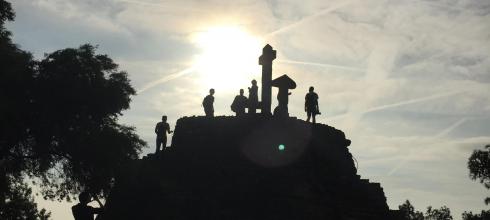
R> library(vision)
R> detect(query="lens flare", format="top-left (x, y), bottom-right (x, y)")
top-left (278, 144), bottom-right (285, 151)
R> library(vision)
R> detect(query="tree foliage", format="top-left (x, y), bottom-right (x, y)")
top-left (425, 206), bottom-right (452, 220)
top-left (1, 0), bottom-right (146, 217)
top-left (398, 200), bottom-right (454, 220)
top-left (462, 210), bottom-right (490, 220)
top-left (0, 175), bottom-right (51, 220)
top-left (1, 43), bottom-right (146, 200)
top-left (461, 144), bottom-right (490, 220)
top-left (468, 145), bottom-right (490, 204)
top-left (31, 44), bottom-right (146, 200)
top-left (0, 1), bottom-right (51, 219)
top-left (0, 0), bottom-right (13, 30)
top-left (399, 200), bottom-right (424, 220)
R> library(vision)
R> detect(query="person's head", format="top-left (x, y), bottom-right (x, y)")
top-left (209, 88), bottom-right (215, 95)
top-left (309, 86), bottom-right (314, 92)
top-left (240, 89), bottom-right (244, 95)
top-left (251, 79), bottom-right (257, 86)
top-left (78, 192), bottom-right (91, 204)
top-left (161, 115), bottom-right (167, 122)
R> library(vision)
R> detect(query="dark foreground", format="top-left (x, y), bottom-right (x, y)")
top-left (100, 116), bottom-right (403, 220)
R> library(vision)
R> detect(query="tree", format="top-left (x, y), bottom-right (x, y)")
top-left (398, 200), bottom-right (454, 220)
top-left (461, 145), bottom-right (490, 220)
top-left (0, 0), bottom-right (53, 219)
top-left (31, 43), bottom-right (146, 200)
top-left (0, 0), bottom-right (14, 32)
top-left (462, 210), bottom-right (490, 220)
top-left (399, 200), bottom-right (424, 220)
top-left (463, 210), bottom-right (490, 220)
top-left (468, 145), bottom-right (490, 204)
top-left (0, 176), bottom-right (51, 220)
top-left (1, 0), bottom-right (145, 218)
top-left (425, 206), bottom-right (453, 220)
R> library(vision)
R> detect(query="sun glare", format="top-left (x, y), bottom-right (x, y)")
top-left (193, 26), bottom-right (263, 92)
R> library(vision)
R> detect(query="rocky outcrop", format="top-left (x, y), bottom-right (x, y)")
top-left (101, 116), bottom-right (402, 220)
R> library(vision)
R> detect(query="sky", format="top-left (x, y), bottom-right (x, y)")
top-left (6, 0), bottom-right (490, 219)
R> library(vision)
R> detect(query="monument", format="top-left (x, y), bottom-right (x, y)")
top-left (272, 74), bottom-right (296, 117)
top-left (98, 45), bottom-right (405, 220)
top-left (258, 44), bottom-right (276, 115)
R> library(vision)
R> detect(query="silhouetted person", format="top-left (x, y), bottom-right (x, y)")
top-left (72, 192), bottom-right (102, 220)
top-left (155, 115), bottom-right (173, 153)
top-left (202, 88), bottom-right (215, 117)
top-left (248, 79), bottom-right (259, 114)
top-left (305, 86), bottom-right (319, 123)
top-left (231, 89), bottom-right (248, 116)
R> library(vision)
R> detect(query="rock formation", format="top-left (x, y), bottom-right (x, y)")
top-left (100, 116), bottom-right (403, 220)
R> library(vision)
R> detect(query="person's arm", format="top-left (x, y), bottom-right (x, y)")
top-left (167, 124), bottom-right (173, 134)
top-left (154, 123), bottom-right (158, 134)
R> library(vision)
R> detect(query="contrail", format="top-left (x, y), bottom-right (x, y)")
top-left (264, 0), bottom-right (356, 38)
top-left (435, 118), bottom-right (468, 138)
top-left (276, 59), bottom-right (364, 72)
top-left (415, 0), bottom-right (469, 11)
top-left (330, 90), bottom-right (467, 120)
top-left (364, 90), bottom-right (467, 114)
top-left (137, 67), bottom-right (195, 94)
top-left (115, 0), bottom-right (206, 12)
top-left (387, 117), bottom-right (468, 176)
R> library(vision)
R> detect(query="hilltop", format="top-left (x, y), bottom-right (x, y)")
top-left (99, 116), bottom-right (402, 220)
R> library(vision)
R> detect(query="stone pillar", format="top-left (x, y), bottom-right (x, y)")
top-left (258, 44), bottom-right (276, 116)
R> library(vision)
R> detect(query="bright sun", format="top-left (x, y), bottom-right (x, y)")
top-left (193, 26), bottom-right (263, 92)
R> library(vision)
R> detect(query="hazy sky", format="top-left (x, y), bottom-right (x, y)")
top-left (7, 0), bottom-right (490, 219)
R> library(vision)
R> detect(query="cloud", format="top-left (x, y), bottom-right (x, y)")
top-left (6, 0), bottom-right (490, 219)
top-left (137, 67), bottom-right (196, 93)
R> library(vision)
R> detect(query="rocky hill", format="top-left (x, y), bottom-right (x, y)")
top-left (100, 116), bottom-right (403, 220)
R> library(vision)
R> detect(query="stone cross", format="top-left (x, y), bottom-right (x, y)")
top-left (258, 44), bottom-right (276, 116)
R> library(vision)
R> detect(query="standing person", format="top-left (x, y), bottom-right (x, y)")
top-left (155, 115), bottom-right (173, 153)
top-left (72, 192), bottom-right (103, 220)
top-left (248, 79), bottom-right (259, 114)
top-left (231, 89), bottom-right (248, 116)
top-left (202, 88), bottom-right (215, 117)
top-left (305, 86), bottom-right (319, 123)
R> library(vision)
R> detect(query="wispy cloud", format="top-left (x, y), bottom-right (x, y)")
top-left (7, 0), bottom-right (490, 218)
top-left (137, 67), bottom-right (196, 94)
top-left (114, 0), bottom-right (206, 12)
top-left (329, 89), bottom-right (468, 122)
top-left (264, 0), bottom-right (357, 38)
top-left (387, 117), bottom-right (468, 176)
top-left (276, 59), bottom-right (364, 72)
